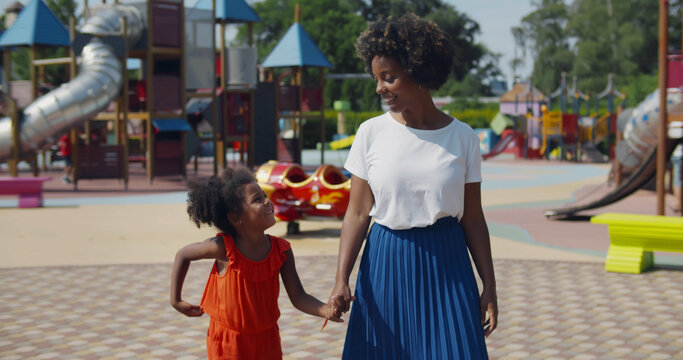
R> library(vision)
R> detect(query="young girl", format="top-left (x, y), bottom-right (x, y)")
top-left (170, 167), bottom-right (341, 359)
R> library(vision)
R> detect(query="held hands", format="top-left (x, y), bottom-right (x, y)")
top-left (329, 281), bottom-right (356, 318)
top-left (172, 300), bottom-right (204, 317)
top-left (322, 303), bottom-right (344, 323)
top-left (480, 287), bottom-right (498, 337)
top-left (320, 281), bottom-right (355, 332)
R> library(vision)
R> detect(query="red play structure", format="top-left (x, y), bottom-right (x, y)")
top-left (256, 161), bottom-right (350, 234)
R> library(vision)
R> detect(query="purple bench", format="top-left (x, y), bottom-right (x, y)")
top-left (0, 177), bottom-right (52, 208)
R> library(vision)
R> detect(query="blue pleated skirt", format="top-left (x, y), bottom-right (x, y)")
top-left (342, 217), bottom-right (489, 359)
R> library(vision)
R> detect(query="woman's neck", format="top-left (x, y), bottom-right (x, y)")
top-left (392, 96), bottom-right (450, 130)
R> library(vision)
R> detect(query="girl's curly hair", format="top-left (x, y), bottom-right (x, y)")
top-left (355, 13), bottom-right (455, 90)
top-left (186, 166), bottom-right (255, 235)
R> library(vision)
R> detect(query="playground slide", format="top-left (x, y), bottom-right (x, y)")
top-left (545, 88), bottom-right (683, 218)
top-left (0, 4), bottom-right (144, 162)
top-left (544, 139), bottom-right (681, 218)
top-left (482, 133), bottom-right (515, 160)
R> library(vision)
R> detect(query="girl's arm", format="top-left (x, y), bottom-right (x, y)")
top-left (460, 182), bottom-right (498, 337)
top-left (170, 237), bottom-right (224, 317)
top-left (280, 249), bottom-right (342, 322)
top-left (330, 175), bottom-right (374, 314)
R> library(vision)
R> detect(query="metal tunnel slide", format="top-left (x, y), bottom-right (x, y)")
top-left (0, 4), bottom-right (145, 162)
top-left (544, 139), bottom-right (681, 218)
top-left (545, 88), bottom-right (683, 218)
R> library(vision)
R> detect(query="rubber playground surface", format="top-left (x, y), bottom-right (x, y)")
top-left (1, 154), bottom-right (682, 359)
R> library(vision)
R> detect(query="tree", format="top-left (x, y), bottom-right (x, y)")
top-left (45, 0), bottom-right (78, 25)
top-left (241, 0), bottom-right (493, 110)
top-left (567, 0), bottom-right (681, 103)
top-left (515, 0), bottom-right (682, 105)
top-left (512, 0), bottom-right (574, 93)
top-left (236, 0), bottom-right (370, 109)
top-left (38, 0), bottom-right (78, 86)
top-left (435, 47), bottom-right (503, 97)
top-left (5, 0), bottom-right (78, 83)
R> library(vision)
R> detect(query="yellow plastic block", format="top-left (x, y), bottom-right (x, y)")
top-left (591, 213), bottom-right (683, 274)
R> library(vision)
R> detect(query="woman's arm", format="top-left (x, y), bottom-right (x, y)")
top-left (170, 237), bottom-right (224, 317)
top-left (460, 182), bottom-right (498, 337)
top-left (280, 249), bottom-right (342, 322)
top-left (330, 175), bottom-right (375, 314)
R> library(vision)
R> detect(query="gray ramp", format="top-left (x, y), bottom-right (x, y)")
top-left (544, 139), bottom-right (681, 218)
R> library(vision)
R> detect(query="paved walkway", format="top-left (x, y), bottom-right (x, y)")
top-left (2, 156), bottom-right (683, 359)
top-left (1, 258), bottom-right (682, 359)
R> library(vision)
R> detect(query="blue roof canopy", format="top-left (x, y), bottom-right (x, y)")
top-left (193, 0), bottom-right (261, 23)
top-left (0, 0), bottom-right (70, 47)
top-left (153, 118), bottom-right (193, 132)
top-left (262, 23), bottom-right (332, 68)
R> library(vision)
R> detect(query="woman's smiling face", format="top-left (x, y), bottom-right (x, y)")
top-left (371, 55), bottom-right (422, 113)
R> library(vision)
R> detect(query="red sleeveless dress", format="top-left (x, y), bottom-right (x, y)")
top-left (200, 233), bottom-right (290, 360)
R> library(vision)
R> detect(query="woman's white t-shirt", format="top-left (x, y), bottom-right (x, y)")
top-left (344, 112), bottom-right (482, 230)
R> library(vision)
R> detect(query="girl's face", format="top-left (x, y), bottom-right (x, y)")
top-left (371, 55), bottom-right (422, 113)
top-left (237, 183), bottom-right (276, 230)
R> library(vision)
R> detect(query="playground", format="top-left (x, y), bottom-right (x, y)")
top-left (2, 154), bottom-right (683, 359)
top-left (1, 0), bottom-right (683, 358)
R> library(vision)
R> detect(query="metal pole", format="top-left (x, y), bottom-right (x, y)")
top-left (657, 0), bottom-right (669, 215)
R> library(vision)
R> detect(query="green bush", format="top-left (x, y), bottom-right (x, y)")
top-left (300, 106), bottom-right (501, 148)
top-left (449, 108), bottom-right (498, 129)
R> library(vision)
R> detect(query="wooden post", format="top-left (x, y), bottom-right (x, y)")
top-left (38, 51), bottom-right (46, 84)
top-left (181, 131), bottom-right (187, 179)
top-left (3, 45), bottom-right (11, 98)
top-left (4, 47), bottom-right (17, 177)
top-left (85, 119), bottom-right (91, 145)
top-left (218, 21), bottom-right (227, 170)
top-left (248, 22), bottom-right (254, 47)
top-left (9, 98), bottom-right (19, 177)
top-left (320, 67), bottom-right (325, 164)
top-left (211, 0), bottom-right (218, 175)
top-left (220, 22), bottom-right (226, 89)
top-left (29, 47), bottom-right (36, 101)
top-left (274, 69), bottom-right (280, 158)
top-left (41, 150), bottom-right (48, 171)
top-left (29, 45), bottom-right (39, 176)
top-left (146, 0), bottom-right (155, 181)
top-left (248, 90), bottom-right (255, 167)
top-left (70, 127), bottom-right (79, 189)
top-left (121, 17), bottom-right (129, 188)
top-left (615, 104), bottom-right (623, 186)
top-left (297, 67), bottom-right (303, 162)
top-left (69, 18), bottom-right (77, 79)
top-left (180, 0), bottom-right (187, 178)
top-left (657, 0), bottom-right (669, 215)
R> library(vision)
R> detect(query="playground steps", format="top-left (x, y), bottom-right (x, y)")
top-left (581, 142), bottom-right (607, 163)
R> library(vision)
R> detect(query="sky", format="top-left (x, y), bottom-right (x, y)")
top-left (0, 0), bottom-right (535, 86)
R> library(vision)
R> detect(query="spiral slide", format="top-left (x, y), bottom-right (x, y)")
top-left (0, 4), bottom-right (145, 162)
top-left (545, 89), bottom-right (683, 218)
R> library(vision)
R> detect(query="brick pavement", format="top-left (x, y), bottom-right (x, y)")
top-left (1, 257), bottom-right (682, 359)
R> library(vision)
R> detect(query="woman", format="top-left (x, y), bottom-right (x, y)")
top-left (329, 14), bottom-right (497, 359)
